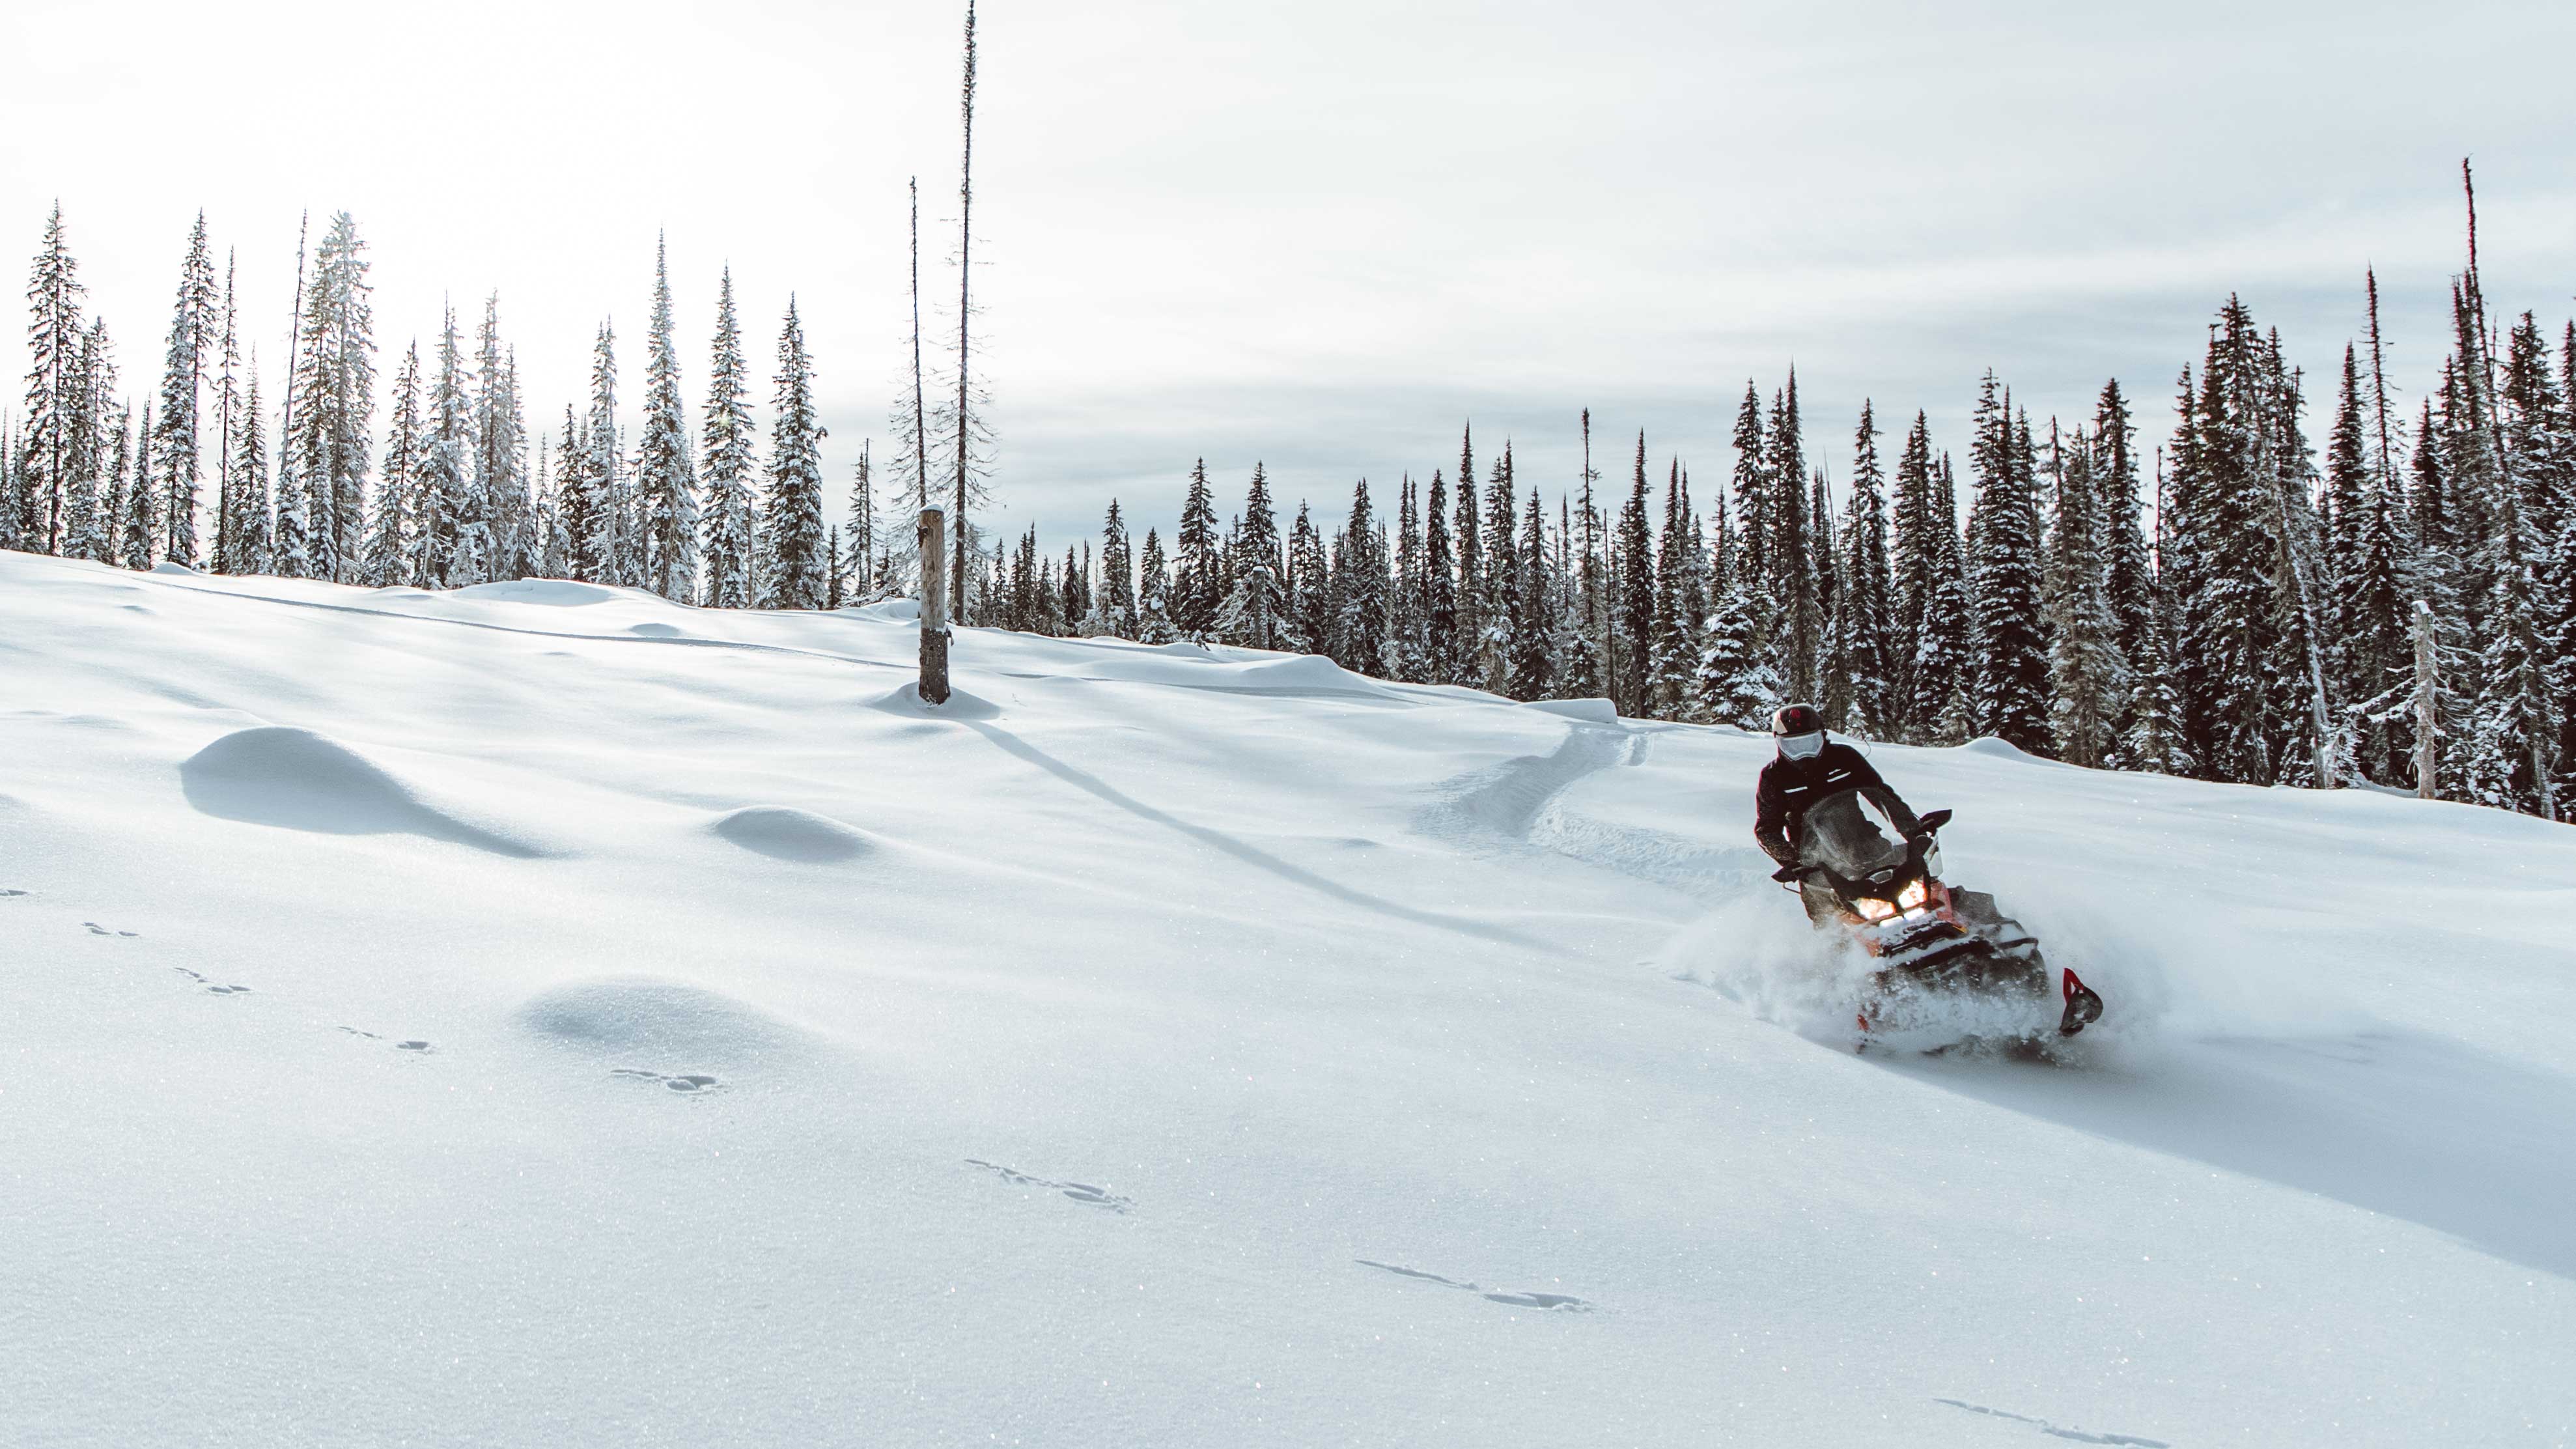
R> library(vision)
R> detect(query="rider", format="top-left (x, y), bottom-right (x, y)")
top-left (1754, 703), bottom-right (1923, 926)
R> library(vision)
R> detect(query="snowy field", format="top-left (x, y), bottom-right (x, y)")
top-left (3, 548), bottom-right (2571, 1448)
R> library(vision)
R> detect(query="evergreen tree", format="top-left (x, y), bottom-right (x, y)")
top-left (1099, 498), bottom-right (1135, 636)
top-left (1647, 460), bottom-right (1694, 716)
top-left (419, 305), bottom-right (475, 586)
top-left (1511, 485), bottom-right (1555, 701)
top-left (1693, 584), bottom-right (1782, 729)
top-left (230, 369), bottom-right (272, 574)
top-left (1175, 459), bottom-right (1222, 638)
top-left (1337, 479), bottom-right (1392, 675)
top-left (65, 402), bottom-right (120, 565)
top-left (1912, 454), bottom-right (1976, 742)
top-left (20, 202), bottom-right (86, 554)
top-left (2093, 379), bottom-right (2153, 664)
top-left (1964, 379), bottom-right (2051, 750)
top-left (63, 321), bottom-right (115, 564)
top-left (1887, 410), bottom-right (1941, 737)
top-left (639, 240), bottom-right (699, 601)
top-left (152, 210), bottom-right (217, 568)
top-left (1285, 501), bottom-right (1330, 654)
top-left (1424, 468), bottom-right (1455, 679)
top-left (699, 270), bottom-right (757, 607)
top-left (208, 253), bottom-right (244, 572)
top-left (1392, 475), bottom-right (1433, 682)
top-left (370, 343), bottom-right (422, 587)
top-left (761, 298), bottom-right (828, 609)
top-left (1136, 527), bottom-right (1177, 643)
top-left (841, 443), bottom-right (877, 601)
top-left (1452, 426), bottom-right (1483, 684)
top-left (1834, 402), bottom-right (1897, 736)
top-left (2044, 424), bottom-right (2128, 767)
top-left (1478, 445), bottom-right (1518, 692)
top-left (1612, 433), bottom-right (1656, 715)
top-left (285, 212), bottom-right (376, 580)
top-left (1216, 463), bottom-right (1283, 648)
top-left (1728, 382), bottom-right (1769, 609)
top-left (1767, 374), bottom-right (1818, 700)
top-left (475, 298), bottom-right (530, 581)
top-left (120, 402), bottom-right (157, 572)
top-left (2121, 606), bottom-right (2192, 776)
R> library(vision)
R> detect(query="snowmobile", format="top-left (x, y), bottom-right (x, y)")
top-left (1770, 792), bottom-right (2102, 1050)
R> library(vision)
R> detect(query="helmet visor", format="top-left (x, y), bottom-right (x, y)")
top-left (1778, 730), bottom-right (1826, 760)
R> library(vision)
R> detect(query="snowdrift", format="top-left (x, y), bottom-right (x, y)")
top-left (2, 549), bottom-right (2569, 1448)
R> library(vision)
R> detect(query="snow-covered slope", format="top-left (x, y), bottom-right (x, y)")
top-left (4, 549), bottom-right (2570, 1448)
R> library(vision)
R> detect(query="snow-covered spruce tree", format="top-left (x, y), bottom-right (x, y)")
top-left (1647, 460), bottom-right (1694, 717)
top-left (1175, 460), bottom-right (1222, 639)
top-left (1767, 376), bottom-right (1819, 702)
top-left (2121, 604), bottom-right (2192, 776)
top-left (369, 343), bottom-right (421, 586)
top-left (1834, 402), bottom-right (1897, 736)
top-left (229, 368), bottom-right (272, 574)
top-left (1451, 429), bottom-right (1485, 686)
top-left (61, 321), bottom-right (115, 564)
top-left (1135, 528), bottom-right (1177, 643)
top-left (1563, 410), bottom-right (1608, 699)
top-left (699, 271), bottom-right (758, 607)
top-left (1423, 468), bottom-right (1455, 680)
top-left (285, 212), bottom-right (375, 581)
top-left (1098, 498), bottom-right (1135, 636)
top-left (1337, 481), bottom-right (1390, 670)
top-left (1694, 584), bottom-right (1782, 730)
top-left (1612, 434), bottom-right (1655, 716)
top-left (1728, 382), bottom-right (1770, 618)
top-left (1964, 380), bottom-right (2051, 752)
top-left (761, 298), bottom-right (828, 610)
top-left (835, 443), bottom-right (873, 601)
top-left (419, 304), bottom-right (478, 587)
top-left (2093, 380), bottom-right (2154, 667)
top-left (1284, 501), bottom-right (1328, 654)
top-left (2462, 468), bottom-right (2560, 816)
top-left (120, 402), bottom-right (157, 572)
top-left (1886, 410), bottom-right (1941, 738)
top-left (1392, 475), bottom-right (1433, 682)
top-left (1217, 462), bottom-right (1283, 649)
top-left (474, 299), bottom-right (530, 581)
top-left (208, 253), bottom-right (245, 572)
top-left (1479, 447), bottom-right (1518, 694)
top-left (1911, 454), bottom-right (1976, 744)
top-left (1512, 485), bottom-right (1555, 701)
top-left (639, 240), bottom-right (699, 602)
top-left (21, 202), bottom-right (87, 554)
top-left (567, 322), bottom-right (617, 582)
top-left (64, 402), bottom-right (120, 565)
top-left (152, 211), bottom-right (217, 568)
top-left (2044, 424), bottom-right (2128, 768)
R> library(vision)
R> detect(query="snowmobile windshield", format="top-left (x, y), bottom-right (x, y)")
top-left (1796, 788), bottom-right (1908, 879)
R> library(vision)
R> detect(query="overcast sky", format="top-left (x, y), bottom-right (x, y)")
top-left (6, 0), bottom-right (2573, 545)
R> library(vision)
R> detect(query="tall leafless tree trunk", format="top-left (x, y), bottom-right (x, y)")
top-left (951, 0), bottom-right (979, 620)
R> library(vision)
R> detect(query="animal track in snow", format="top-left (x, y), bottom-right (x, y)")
top-left (1934, 1399), bottom-right (2169, 1447)
top-left (339, 1027), bottom-right (433, 1052)
top-left (83, 921), bottom-right (140, 937)
top-left (1355, 1259), bottom-right (1593, 1312)
top-left (965, 1159), bottom-right (1134, 1213)
top-left (1, 887), bottom-right (29, 897)
top-left (170, 966), bottom-right (251, 995)
top-left (611, 1068), bottom-right (721, 1093)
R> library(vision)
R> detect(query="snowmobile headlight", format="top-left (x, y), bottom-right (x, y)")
top-left (1853, 897), bottom-right (1897, 922)
top-left (1898, 879), bottom-right (1929, 910)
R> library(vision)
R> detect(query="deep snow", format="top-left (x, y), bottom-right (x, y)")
top-left (2, 549), bottom-right (2570, 1448)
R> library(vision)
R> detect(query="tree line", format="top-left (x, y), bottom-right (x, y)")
top-left (7, 167), bottom-right (2571, 819)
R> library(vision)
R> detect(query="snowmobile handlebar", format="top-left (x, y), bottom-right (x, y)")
top-left (1770, 809), bottom-right (1953, 889)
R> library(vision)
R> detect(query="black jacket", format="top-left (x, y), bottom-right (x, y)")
top-left (1754, 740), bottom-right (1920, 869)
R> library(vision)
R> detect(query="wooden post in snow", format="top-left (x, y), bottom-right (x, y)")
top-left (918, 506), bottom-right (951, 706)
top-left (2412, 599), bottom-right (2438, 800)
